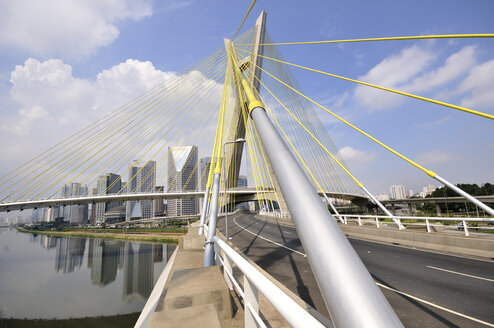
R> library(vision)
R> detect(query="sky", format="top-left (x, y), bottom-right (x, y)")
top-left (0, 0), bottom-right (493, 199)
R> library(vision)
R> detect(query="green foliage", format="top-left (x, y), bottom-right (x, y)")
top-left (420, 182), bottom-right (493, 215)
top-left (429, 183), bottom-right (493, 198)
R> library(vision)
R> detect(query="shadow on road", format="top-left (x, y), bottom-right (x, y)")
top-left (372, 274), bottom-right (461, 328)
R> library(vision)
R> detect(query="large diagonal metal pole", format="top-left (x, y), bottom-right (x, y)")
top-left (228, 49), bottom-right (403, 327)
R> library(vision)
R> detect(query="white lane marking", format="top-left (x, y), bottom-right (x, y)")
top-left (346, 236), bottom-right (494, 263)
top-left (233, 217), bottom-right (307, 257)
top-left (239, 216), bottom-right (494, 326)
top-left (377, 283), bottom-right (494, 327)
top-left (427, 265), bottom-right (494, 282)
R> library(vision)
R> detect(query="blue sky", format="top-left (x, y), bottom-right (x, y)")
top-left (0, 0), bottom-right (493, 196)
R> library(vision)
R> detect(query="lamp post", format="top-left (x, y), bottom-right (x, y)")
top-left (222, 138), bottom-right (246, 240)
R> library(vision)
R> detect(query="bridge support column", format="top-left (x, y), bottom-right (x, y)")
top-left (198, 187), bottom-right (210, 235)
top-left (204, 173), bottom-right (220, 266)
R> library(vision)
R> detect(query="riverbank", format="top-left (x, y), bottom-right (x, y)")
top-left (16, 226), bottom-right (185, 244)
top-left (0, 312), bottom-right (139, 328)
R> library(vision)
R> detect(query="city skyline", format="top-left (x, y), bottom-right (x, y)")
top-left (377, 183), bottom-right (439, 200)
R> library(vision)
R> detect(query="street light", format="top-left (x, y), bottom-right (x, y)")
top-left (222, 138), bottom-right (246, 240)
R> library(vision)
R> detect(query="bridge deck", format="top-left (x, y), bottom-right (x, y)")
top-left (220, 212), bottom-right (494, 328)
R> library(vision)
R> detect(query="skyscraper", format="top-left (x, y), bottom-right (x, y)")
top-left (199, 157), bottom-right (211, 191)
top-left (198, 157), bottom-right (211, 211)
top-left (61, 183), bottom-right (88, 224)
top-left (389, 185), bottom-right (406, 200)
top-left (95, 173), bottom-right (122, 225)
top-left (126, 160), bottom-right (156, 221)
top-left (167, 146), bottom-right (198, 216)
top-left (236, 175), bottom-right (249, 210)
top-left (237, 175), bottom-right (248, 188)
top-left (154, 186), bottom-right (164, 217)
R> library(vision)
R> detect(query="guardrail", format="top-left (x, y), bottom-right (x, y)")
top-left (258, 210), bottom-right (291, 219)
top-left (335, 214), bottom-right (494, 237)
top-left (211, 236), bottom-right (328, 328)
top-left (203, 222), bottom-right (328, 327)
top-left (136, 224), bottom-right (329, 328)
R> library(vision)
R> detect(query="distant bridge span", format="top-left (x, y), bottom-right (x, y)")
top-left (0, 189), bottom-right (368, 212)
top-left (381, 195), bottom-right (494, 205)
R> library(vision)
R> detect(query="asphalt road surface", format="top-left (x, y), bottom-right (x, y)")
top-left (217, 212), bottom-right (494, 328)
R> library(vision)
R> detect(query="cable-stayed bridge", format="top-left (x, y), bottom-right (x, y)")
top-left (1, 6), bottom-right (493, 328)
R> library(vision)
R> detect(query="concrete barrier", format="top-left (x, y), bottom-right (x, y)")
top-left (340, 225), bottom-right (494, 259)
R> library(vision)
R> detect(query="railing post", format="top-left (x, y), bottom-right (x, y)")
top-left (358, 216), bottom-right (362, 226)
top-left (223, 250), bottom-right (233, 290)
top-left (344, 216), bottom-right (348, 225)
top-left (244, 276), bottom-right (259, 328)
top-left (425, 219), bottom-right (431, 233)
top-left (214, 241), bottom-right (222, 266)
top-left (375, 216), bottom-right (380, 228)
top-left (462, 220), bottom-right (470, 237)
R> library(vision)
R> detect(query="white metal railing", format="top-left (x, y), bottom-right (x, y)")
top-left (212, 236), bottom-right (328, 328)
top-left (335, 214), bottom-right (494, 237)
top-left (258, 210), bottom-right (291, 219)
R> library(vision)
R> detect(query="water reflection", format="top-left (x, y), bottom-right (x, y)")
top-left (0, 230), bottom-right (174, 319)
top-left (56, 238), bottom-right (86, 273)
top-left (34, 234), bottom-right (169, 300)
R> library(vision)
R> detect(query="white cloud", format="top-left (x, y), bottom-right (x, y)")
top-left (406, 45), bottom-right (476, 93)
top-left (0, 0), bottom-right (153, 57)
top-left (458, 58), bottom-right (494, 109)
top-left (354, 45), bottom-right (478, 111)
top-left (2, 105), bottom-right (48, 136)
top-left (354, 45), bottom-right (435, 109)
top-left (94, 59), bottom-right (176, 111)
top-left (415, 150), bottom-right (454, 166)
top-left (337, 146), bottom-right (377, 165)
top-left (1, 57), bottom-right (175, 159)
top-left (0, 57), bottom-right (224, 184)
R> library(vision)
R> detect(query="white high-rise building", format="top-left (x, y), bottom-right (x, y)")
top-left (427, 184), bottom-right (436, 194)
top-left (167, 146), bottom-right (198, 216)
top-left (126, 161), bottom-right (156, 221)
top-left (199, 157), bottom-right (211, 191)
top-left (376, 193), bottom-right (390, 201)
top-left (389, 185), bottom-right (406, 200)
top-left (61, 183), bottom-right (88, 224)
top-left (236, 175), bottom-right (249, 210)
top-left (198, 157), bottom-right (211, 212)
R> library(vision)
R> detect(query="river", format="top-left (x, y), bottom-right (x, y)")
top-left (0, 228), bottom-right (175, 327)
